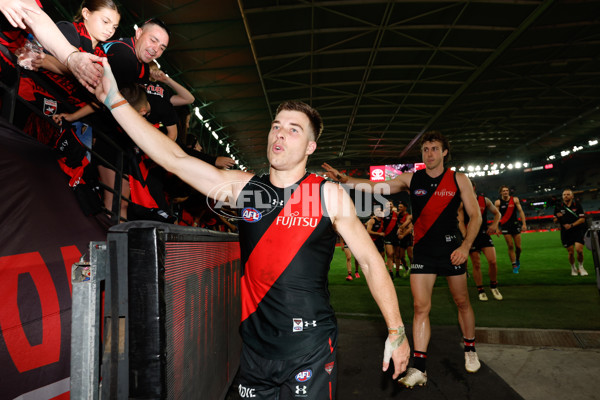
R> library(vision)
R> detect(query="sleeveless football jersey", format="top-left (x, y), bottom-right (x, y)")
top-left (498, 197), bottom-right (518, 226)
top-left (409, 168), bottom-right (462, 256)
top-left (236, 173), bottom-right (337, 359)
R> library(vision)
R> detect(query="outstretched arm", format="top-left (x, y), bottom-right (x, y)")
top-left (10, 0), bottom-right (104, 90)
top-left (321, 162), bottom-right (410, 195)
top-left (94, 58), bottom-right (251, 201)
top-left (324, 182), bottom-right (410, 379)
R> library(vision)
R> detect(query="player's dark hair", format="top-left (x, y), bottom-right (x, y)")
top-left (275, 101), bottom-right (323, 142)
top-left (420, 130), bottom-right (451, 162)
top-left (142, 17), bottom-right (171, 38)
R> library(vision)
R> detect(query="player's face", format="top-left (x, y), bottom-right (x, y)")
top-left (421, 140), bottom-right (447, 170)
top-left (397, 203), bottom-right (405, 213)
top-left (135, 25), bottom-right (169, 63)
top-left (82, 7), bottom-right (120, 44)
top-left (267, 109), bottom-right (316, 171)
top-left (500, 187), bottom-right (510, 198)
top-left (562, 190), bottom-right (573, 203)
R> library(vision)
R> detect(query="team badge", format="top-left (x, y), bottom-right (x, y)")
top-left (414, 189), bottom-right (427, 196)
top-left (293, 318), bottom-right (303, 332)
top-left (241, 207), bottom-right (262, 223)
top-left (295, 369), bottom-right (312, 382)
top-left (43, 98), bottom-right (58, 116)
top-left (324, 362), bottom-right (334, 375)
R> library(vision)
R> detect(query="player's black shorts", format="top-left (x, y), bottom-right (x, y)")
top-left (372, 238), bottom-right (384, 253)
top-left (470, 232), bottom-right (494, 252)
top-left (399, 234), bottom-right (413, 249)
top-left (411, 251), bottom-right (466, 276)
top-left (500, 221), bottom-right (521, 235)
top-left (384, 233), bottom-right (400, 246)
top-left (561, 226), bottom-right (586, 248)
top-left (231, 334), bottom-right (337, 400)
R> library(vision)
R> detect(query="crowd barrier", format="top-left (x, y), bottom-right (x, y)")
top-left (72, 221), bottom-right (241, 399)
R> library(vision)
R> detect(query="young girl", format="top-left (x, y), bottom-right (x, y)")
top-left (16, 0), bottom-right (120, 142)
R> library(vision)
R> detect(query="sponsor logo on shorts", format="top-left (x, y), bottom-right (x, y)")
top-left (295, 369), bottom-right (313, 382)
top-left (325, 361), bottom-right (334, 375)
top-left (241, 207), bottom-right (262, 223)
top-left (295, 385), bottom-right (308, 397)
top-left (411, 263), bottom-right (424, 269)
top-left (238, 384), bottom-right (256, 398)
top-left (414, 189), bottom-right (427, 196)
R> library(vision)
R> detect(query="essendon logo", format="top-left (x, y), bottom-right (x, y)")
top-left (241, 207), bottom-right (262, 223)
top-left (414, 189), bottom-right (427, 196)
top-left (43, 98), bottom-right (57, 116)
top-left (324, 361), bottom-right (334, 375)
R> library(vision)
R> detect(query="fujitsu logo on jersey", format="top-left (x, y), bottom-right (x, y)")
top-left (434, 188), bottom-right (455, 197)
top-left (276, 211), bottom-right (318, 228)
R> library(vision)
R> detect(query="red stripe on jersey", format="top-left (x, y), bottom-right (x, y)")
top-left (499, 196), bottom-right (515, 225)
top-left (241, 174), bottom-right (324, 322)
top-left (383, 212), bottom-right (398, 235)
top-left (477, 195), bottom-right (486, 216)
top-left (413, 169), bottom-right (457, 246)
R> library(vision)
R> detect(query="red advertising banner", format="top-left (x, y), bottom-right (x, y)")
top-left (0, 120), bottom-right (106, 399)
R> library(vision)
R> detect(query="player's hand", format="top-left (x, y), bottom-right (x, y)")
top-left (215, 156), bottom-right (235, 169)
top-left (382, 332), bottom-right (410, 379)
top-left (68, 52), bottom-right (104, 92)
top-left (450, 245), bottom-right (468, 265)
top-left (95, 57), bottom-right (122, 108)
top-left (0, 0), bottom-right (40, 29)
top-left (321, 162), bottom-right (346, 183)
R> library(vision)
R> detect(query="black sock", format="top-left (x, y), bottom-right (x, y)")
top-left (413, 351), bottom-right (427, 372)
top-left (490, 281), bottom-right (497, 289)
top-left (464, 337), bottom-right (476, 352)
top-left (476, 285), bottom-right (484, 293)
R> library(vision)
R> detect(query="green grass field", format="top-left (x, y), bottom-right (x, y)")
top-left (329, 231), bottom-right (600, 330)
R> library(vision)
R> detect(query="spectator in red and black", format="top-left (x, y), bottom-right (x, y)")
top-left (0, 0), bottom-right (104, 92)
top-left (14, 0), bottom-right (120, 144)
top-left (145, 60), bottom-right (194, 141)
top-left (91, 18), bottom-right (170, 221)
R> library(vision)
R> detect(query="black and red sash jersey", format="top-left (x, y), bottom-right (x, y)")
top-left (465, 195), bottom-right (489, 234)
top-left (409, 168), bottom-right (462, 256)
top-left (100, 37), bottom-right (150, 86)
top-left (236, 173), bottom-right (337, 359)
top-left (368, 216), bottom-right (383, 241)
top-left (382, 211), bottom-right (398, 239)
top-left (498, 197), bottom-right (518, 227)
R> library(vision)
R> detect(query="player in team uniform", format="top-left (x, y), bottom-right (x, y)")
top-left (554, 188), bottom-right (588, 276)
top-left (396, 200), bottom-right (413, 278)
top-left (323, 130), bottom-right (482, 388)
top-left (366, 205), bottom-right (386, 270)
top-left (381, 200), bottom-right (400, 279)
top-left (461, 182), bottom-right (502, 301)
top-left (495, 185), bottom-right (527, 273)
top-left (94, 62), bottom-right (410, 399)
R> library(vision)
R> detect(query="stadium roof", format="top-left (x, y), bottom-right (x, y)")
top-left (49, 0), bottom-right (600, 174)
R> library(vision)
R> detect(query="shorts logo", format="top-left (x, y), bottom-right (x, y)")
top-left (411, 263), bottom-right (424, 269)
top-left (414, 189), bottom-right (427, 196)
top-left (295, 369), bottom-right (312, 382)
top-left (295, 385), bottom-right (307, 396)
top-left (325, 361), bottom-right (334, 375)
top-left (238, 384), bottom-right (256, 398)
top-left (293, 318), bottom-right (303, 332)
top-left (43, 98), bottom-right (57, 116)
top-left (241, 207), bottom-right (262, 223)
